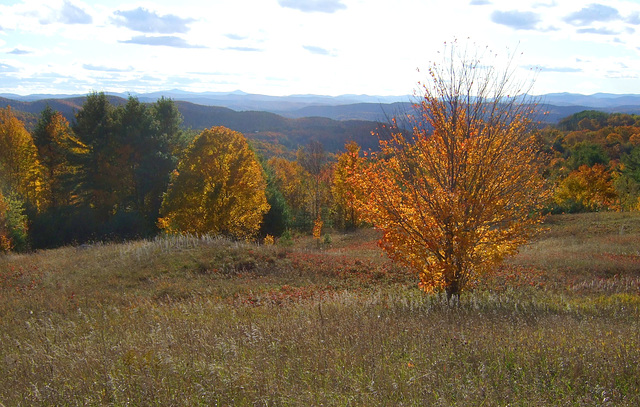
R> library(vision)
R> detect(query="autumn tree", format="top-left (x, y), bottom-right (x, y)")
top-left (332, 141), bottom-right (364, 230)
top-left (349, 43), bottom-right (548, 301)
top-left (0, 106), bottom-right (47, 211)
top-left (554, 164), bottom-right (617, 212)
top-left (158, 126), bottom-right (269, 238)
top-left (297, 140), bottom-right (329, 221)
top-left (268, 157), bottom-right (313, 228)
top-left (33, 105), bottom-right (87, 208)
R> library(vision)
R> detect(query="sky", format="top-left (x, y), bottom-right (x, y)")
top-left (1, 0), bottom-right (640, 97)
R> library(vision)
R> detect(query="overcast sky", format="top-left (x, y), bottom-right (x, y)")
top-left (1, 0), bottom-right (640, 96)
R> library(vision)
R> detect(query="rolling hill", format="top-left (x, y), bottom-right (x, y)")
top-left (2, 90), bottom-right (640, 155)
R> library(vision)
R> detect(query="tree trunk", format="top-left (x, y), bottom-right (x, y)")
top-left (445, 280), bottom-right (460, 306)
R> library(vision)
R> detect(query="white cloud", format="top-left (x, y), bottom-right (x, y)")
top-left (83, 64), bottom-right (134, 72)
top-left (491, 10), bottom-right (542, 30)
top-left (111, 7), bottom-right (195, 34)
top-left (563, 4), bottom-right (621, 26)
top-left (278, 0), bottom-right (346, 13)
top-left (39, 0), bottom-right (93, 25)
top-left (577, 27), bottom-right (619, 35)
top-left (120, 35), bottom-right (205, 48)
top-left (303, 45), bottom-right (332, 55)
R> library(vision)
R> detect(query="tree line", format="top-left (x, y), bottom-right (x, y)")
top-left (0, 92), bottom-right (367, 252)
top-left (543, 110), bottom-right (640, 212)
top-left (2, 92), bottom-right (640, 254)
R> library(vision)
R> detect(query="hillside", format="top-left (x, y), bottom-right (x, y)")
top-left (4, 91), bottom-right (640, 155)
top-left (0, 96), bottom-right (382, 154)
top-left (0, 212), bottom-right (638, 405)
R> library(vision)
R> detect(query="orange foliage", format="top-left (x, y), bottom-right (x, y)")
top-left (348, 44), bottom-right (549, 298)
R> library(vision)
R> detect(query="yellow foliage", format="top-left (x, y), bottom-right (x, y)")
top-left (158, 127), bottom-right (269, 239)
top-left (268, 157), bottom-right (311, 214)
top-left (554, 164), bottom-right (617, 211)
top-left (0, 107), bottom-right (47, 211)
top-left (332, 141), bottom-right (364, 229)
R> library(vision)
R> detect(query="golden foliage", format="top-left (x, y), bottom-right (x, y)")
top-left (0, 107), bottom-right (47, 211)
top-left (332, 141), bottom-right (365, 229)
top-left (158, 127), bottom-right (269, 238)
top-left (312, 216), bottom-right (323, 239)
top-left (554, 164), bottom-right (617, 211)
top-left (348, 44), bottom-right (549, 298)
top-left (268, 157), bottom-right (311, 214)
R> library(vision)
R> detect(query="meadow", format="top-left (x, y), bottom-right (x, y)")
top-left (1, 212), bottom-right (639, 406)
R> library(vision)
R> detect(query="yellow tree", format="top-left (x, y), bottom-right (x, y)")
top-left (268, 156), bottom-right (312, 222)
top-left (33, 106), bottom-right (87, 207)
top-left (554, 164), bottom-right (617, 211)
top-left (0, 107), bottom-right (47, 211)
top-left (332, 141), bottom-right (364, 230)
top-left (158, 126), bottom-right (269, 238)
top-left (349, 43), bottom-right (549, 301)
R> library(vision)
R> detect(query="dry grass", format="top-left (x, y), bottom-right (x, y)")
top-left (1, 213), bottom-right (639, 405)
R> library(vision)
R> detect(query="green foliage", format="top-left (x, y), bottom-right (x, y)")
top-left (557, 110), bottom-right (610, 131)
top-left (278, 229), bottom-right (293, 246)
top-left (261, 164), bottom-right (291, 237)
top-left (621, 145), bottom-right (640, 183)
top-left (0, 192), bottom-right (29, 252)
top-left (567, 142), bottom-right (609, 170)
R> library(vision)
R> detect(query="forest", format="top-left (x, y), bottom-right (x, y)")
top-left (1, 92), bottom-right (640, 253)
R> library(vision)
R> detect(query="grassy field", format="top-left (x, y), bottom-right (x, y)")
top-left (1, 212), bottom-right (639, 406)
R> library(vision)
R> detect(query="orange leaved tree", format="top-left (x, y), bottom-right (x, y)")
top-left (349, 44), bottom-right (549, 301)
top-left (158, 126), bottom-right (269, 239)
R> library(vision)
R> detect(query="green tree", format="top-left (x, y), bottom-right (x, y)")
top-left (567, 142), bottom-right (609, 171)
top-left (72, 92), bottom-right (119, 220)
top-left (159, 127), bottom-right (270, 238)
top-left (0, 190), bottom-right (29, 252)
top-left (261, 162), bottom-right (291, 237)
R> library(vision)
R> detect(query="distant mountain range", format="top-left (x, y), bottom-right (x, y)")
top-left (3, 90), bottom-right (640, 122)
top-left (2, 90), bottom-right (640, 154)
